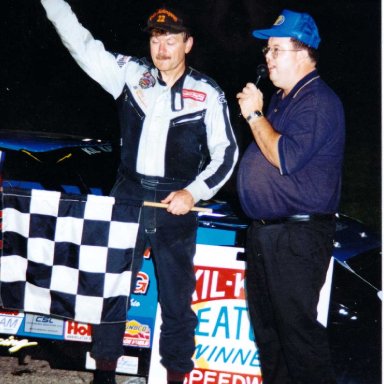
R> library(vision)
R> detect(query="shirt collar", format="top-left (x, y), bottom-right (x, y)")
top-left (277, 69), bottom-right (320, 100)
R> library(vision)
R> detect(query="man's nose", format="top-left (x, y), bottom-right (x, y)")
top-left (158, 42), bottom-right (167, 55)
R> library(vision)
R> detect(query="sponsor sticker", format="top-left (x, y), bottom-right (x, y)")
top-left (187, 368), bottom-right (262, 384)
top-left (86, 352), bottom-right (139, 375)
top-left (183, 89), bottom-right (207, 102)
top-left (139, 71), bottom-right (156, 89)
top-left (64, 321), bottom-right (92, 342)
top-left (116, 54), bottom-right (130, 68)
top-left (0, 336), bottom-right (38, 353)
top-left (123, 319), bottom-right (151, 348)
top-left (0, 310), bottom-right (24, 334)
top-left (24, 314), bottom-right (64, 336)
top-left (217, 92), bottom-right (227, 104)
top-left (134, 271), bottom-right (150, 294)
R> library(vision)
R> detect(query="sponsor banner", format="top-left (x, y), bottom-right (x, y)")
top-left (86, 352), bottom-right (139, 375)
top-left (190, 246), bottom-right (262, 381)
top-left (149, 245), bottom-right (258, 384)
top-left (64, 321), bottom-right (92, 342)
top-left (24, 314), bottom-right (64, 336)
top-left (0, 310), bottom-right (24, 334)
top-left (149, 244), bottom-right (334, 384)
top-left (123, 319), bottom-right (151, 348)
top-left (193, 299), bottom-right (260, 375)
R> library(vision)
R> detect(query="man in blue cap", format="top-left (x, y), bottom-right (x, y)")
top-left (237, 9), bottom-right (344, 384)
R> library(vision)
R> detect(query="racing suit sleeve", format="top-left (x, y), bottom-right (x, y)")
top-left (41, 0), bottom-right (126, 99)
top-left (185, 90), bottom-right (238, 202)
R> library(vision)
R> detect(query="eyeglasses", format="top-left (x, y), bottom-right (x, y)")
top-left (262, 46), bottom-right (303, 59)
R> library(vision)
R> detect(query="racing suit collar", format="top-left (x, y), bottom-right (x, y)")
top-left (154, 67), bottom-right (188, 112)
top-left (171, 69), bottom-right (188, 111)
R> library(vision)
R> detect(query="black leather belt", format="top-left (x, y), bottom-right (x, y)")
top-left (256, 214), bottom-right (335, 226)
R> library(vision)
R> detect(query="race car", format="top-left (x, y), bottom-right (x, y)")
top-left (0, 130), bottom-right (380, 383)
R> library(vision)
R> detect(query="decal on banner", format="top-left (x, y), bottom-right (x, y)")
top-left (134, 271), bottom-right (150, 294)
top-left (187, 368), bottom-right (262, 384)
top-left (191, 262), bottom-right (261, 379)
top-left (65, 321), bottom-right (92, 342)
top-left (24, 314), bottom-right (64, 336)
top-left (193, 267), bottom-right (245, 302)
top-left (123, 319), bottom-right (151, 347)
top-left (86, 352), bottom-right (139, 375)
top-left (0, 336), bottom-right (38, 353)
top-left (0, 310), bottom-right (24, 334)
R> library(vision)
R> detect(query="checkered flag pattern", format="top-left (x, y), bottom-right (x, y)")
top-left (0, 188), bottom-right (141, 324)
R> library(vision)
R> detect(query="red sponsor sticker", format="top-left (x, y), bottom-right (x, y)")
top-left (187, 368), bottom-right (262, 384)
top-left (134, 271), bottom-right (150, 294)
top-left (182, 89), bottom-right (207, 102)
top-left (0, 310), bottom-right (19, 316)
top-left (193, 266), bottom-right (245, 303)
top-left (65, 321), bottom-right (92, 342)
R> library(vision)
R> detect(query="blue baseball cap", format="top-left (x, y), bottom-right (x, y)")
top-left (252, 9), bottom-right (321, 49)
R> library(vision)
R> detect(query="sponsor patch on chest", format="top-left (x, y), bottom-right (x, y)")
top-left (139, 71), bottom-right (156, 89)
top-left (182, 89), bottom-right (207, 102)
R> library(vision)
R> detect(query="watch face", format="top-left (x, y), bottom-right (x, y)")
top-left (246, 110), bottom-right (263, 121)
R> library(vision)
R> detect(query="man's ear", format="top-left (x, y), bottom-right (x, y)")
top-left (185, 36), bottom-right (194, 54)
top-left (298, 48), bottom-right (310, 62)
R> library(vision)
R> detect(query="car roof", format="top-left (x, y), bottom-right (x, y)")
top-left (0, 130), bottom-right (111, 152)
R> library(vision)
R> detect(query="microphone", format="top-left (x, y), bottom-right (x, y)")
top-left (238, 64), bottom-right (269, 118)
top-left (255, 64), bottom-right (268, 87)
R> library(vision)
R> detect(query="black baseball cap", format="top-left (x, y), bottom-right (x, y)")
top-left (146, 7), bottom-right (191, 34)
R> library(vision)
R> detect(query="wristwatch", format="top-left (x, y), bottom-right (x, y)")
top-left (246, 110), bottom-right (263, 122)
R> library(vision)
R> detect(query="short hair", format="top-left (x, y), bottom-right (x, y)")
top-left (149, 28), bottom-right (191, 43)
top-left (290, 38), bottom-right (319, 64)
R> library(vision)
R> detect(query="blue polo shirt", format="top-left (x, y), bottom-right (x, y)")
top-left (237, 70), bottom-right (345, 220)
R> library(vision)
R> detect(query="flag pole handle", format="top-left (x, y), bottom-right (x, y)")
top-left (143, 201), bottom-right (212, 213)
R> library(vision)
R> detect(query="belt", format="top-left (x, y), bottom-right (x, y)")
top-left (119, 169), bottom-right (191, 190)
top-left (255, 214), bottom-right (335, 226)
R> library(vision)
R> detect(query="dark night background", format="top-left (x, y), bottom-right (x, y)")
top-left (0, 0), bottom-right (381, 231)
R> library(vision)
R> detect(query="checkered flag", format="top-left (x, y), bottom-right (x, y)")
top-left (0, 188), bottom-right (141, 324)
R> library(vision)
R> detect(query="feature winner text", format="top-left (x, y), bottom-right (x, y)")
top-left (189, 265), bottom-right (262, 383)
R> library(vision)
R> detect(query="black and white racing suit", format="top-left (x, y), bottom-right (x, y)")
top-left (42, 0), bottom-right (238, 374)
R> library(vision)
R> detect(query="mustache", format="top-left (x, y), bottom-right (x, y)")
top-left (156, 55), bottom-right (171, 60)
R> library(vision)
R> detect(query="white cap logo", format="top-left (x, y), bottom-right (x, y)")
top-left (274, 15), bottom-right (285, 26)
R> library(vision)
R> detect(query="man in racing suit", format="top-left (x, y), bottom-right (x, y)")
top-left (40, 1), bottom-right (238, 383)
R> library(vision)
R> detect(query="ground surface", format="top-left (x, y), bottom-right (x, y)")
top-left (0, 354), bottom-right (147, 384)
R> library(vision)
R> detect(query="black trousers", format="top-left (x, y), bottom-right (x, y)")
top-left (245, 219), bottom-right (336, 384)
top-left (91, 173), bottom-right (198, 373)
